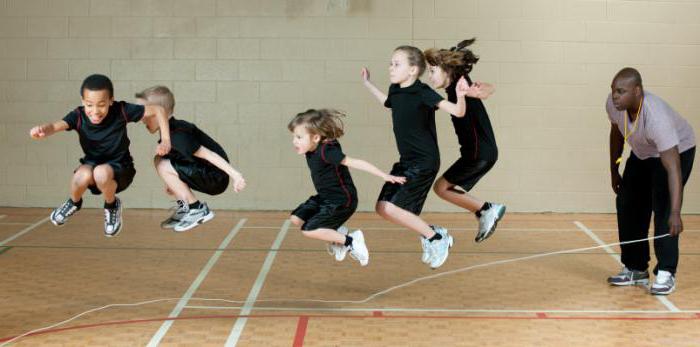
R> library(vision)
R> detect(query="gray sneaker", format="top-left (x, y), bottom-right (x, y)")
top-left (50, 198), bottom-right (81, 226)
top-left (429, 226), bottom-right (453, 269)
top-left (161, 200), bottom-right (188, 229)
top-left (104, 197), bottom-right (123, 237)
top-left (475, 203), bottom-right (506, 243)
top-left (326, 226), bottom-right (349, 261)
top-left (650, 270), bottom-right (675, 295)
top-left (607, 267), bottom-right (649, 286)
top-left (173, 202), bottom-right (215, 232)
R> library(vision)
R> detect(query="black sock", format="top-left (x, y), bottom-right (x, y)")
top-left (72, 198), bottom-right (83, 209)
top-left (475, 202), bottom-right (492, 217)
top-left (104, 200), bottom-right (117, 209)
top-left (428, 232), bottom-right (443, 242)
top-left (344, 235), bottom-right (353, 247)
top-left (188, 201), bottom-right (202, 209)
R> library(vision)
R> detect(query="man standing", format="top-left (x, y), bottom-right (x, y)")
top-left (606, 67), bottom-right (695, 295)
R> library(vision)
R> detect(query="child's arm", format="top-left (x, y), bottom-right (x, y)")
top-left (436, 76), bottom-right (470, 118)
top-left (193, 146), bottom-right (247, 192)
top-left (29, 120), bottom-right (69, 139)
top-left (360, 67), bottom-right (388, 105)
top-left (142, 105), bottom-right (171, 155)
top-left (341, 156), bottom-right (406, 184)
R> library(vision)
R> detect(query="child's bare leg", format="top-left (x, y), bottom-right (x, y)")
top-left (93, 164), bottom-right (117, 203)
top-left (433, 177), bottom-right (484, 213)
top-left (155, 157), bottom-right (197, 204)
top-left (71, 165), bottom-right (94, 202)
top-left (375, 201), bottom-right (435, 238)
top-left (302, 228), bottom-right (346, 243)
top-left (289, 215), bottom-right (304, 227)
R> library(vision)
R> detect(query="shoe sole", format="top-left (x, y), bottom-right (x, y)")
top-left (475, 205), bottom-right (506, 243)
top-left (174, 211), bottom-right (215, 232)
top-left (430, 235), bottom-right (453, 269)
top-left (650, 286), bottom-right (675, 295)
top-left (608, 278), bottom-right (649, 286)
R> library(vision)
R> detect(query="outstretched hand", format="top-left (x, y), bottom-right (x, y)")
top-left (29, 125), bottom-right (48, 139)
top-left (361, 67), bottom-right (370, 82)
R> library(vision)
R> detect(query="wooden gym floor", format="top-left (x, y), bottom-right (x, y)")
top-left (1, 207), bottom-right (699, 346)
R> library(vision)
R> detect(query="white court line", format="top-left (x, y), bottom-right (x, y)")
top-left (185, 305), bottom-right (699, 315)
top-left (224, 219), bottom-right (291, 347)
top-left (0, 215), bottom-right (5, 220)
top-left (242, 225), bottom-right (700, 233)
top-left (574, 221), bottom-right (680, 312)
top-left (147, 219), bottom-right (247, 347)
top-left (0, 217), bottom-right (49, 247)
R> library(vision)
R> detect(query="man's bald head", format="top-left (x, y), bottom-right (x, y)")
top-left (613, 67), bottom-right (643, 89)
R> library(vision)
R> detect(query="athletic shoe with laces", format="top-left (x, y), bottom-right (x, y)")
top-left (607, 267), bottom-right (649, 286)
top-left (326, 226), bottom-right (349, 261)
top-left (420, 236), bottom-right (432, 264)
top-left (347, 229), bottom-right (369, 266)
top-left (650, 270), bottom-right (675, 295)
top-left (475, 203), bottom-right (506, 243)
top-left (50, 198), bottom-right (81, 226)
top-left (104, 197), bottom-right (123, 237)
top-left (173, 202), bottom-right (215, 232)
top-left (429, 226), bottom-right (453, 269)
top-left (161, 200), bottom-right (188, 229)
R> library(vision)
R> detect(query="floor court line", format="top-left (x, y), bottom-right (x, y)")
top-left (3, 311), bottom-right (699, 344)
top-left (146, 218), bottom-right (248, 347)
top-left (574, 221), bottom-right (681, 312)
top-left (225, 219), bottom-right (291, 347)
top-left (0, 217), bottom-right (49, 247)
top-left (184, 305), bottom-right (700, 315)
top-left (240, 226), bottom-right (700, 233)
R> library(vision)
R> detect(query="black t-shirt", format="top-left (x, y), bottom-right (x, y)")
top-left (384, 79), bottom-right (443, 169)
top-left (446, 76), bottom-right (498, 161)
top-left (306, 140), bottom-right (357, 206)
top-left (63, 101), bottom-right (145, 164)
top-left (163, 117), bottom-right (229, 166)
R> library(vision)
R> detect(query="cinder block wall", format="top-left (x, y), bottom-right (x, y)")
top-left (1, 0), bottom-right (699, 212)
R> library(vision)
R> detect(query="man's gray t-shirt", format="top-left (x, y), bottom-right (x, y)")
top-left (606, 91), bottom-right (695, 160)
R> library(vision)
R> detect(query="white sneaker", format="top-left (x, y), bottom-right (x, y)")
top-left (650, 270), bottom-right (676, 295)
top-left (429, 226), bottom-right (453, 269)
top-left (104, 197), bottom-right (123, 237)
top-left (348, 229), bottom-right (369, 266)
top-left (326, 226), bottom-right (349, 261)
top-left (420, 236), bottom-right (432, 264)
top-left (475, 203), bottom-right (506, 243)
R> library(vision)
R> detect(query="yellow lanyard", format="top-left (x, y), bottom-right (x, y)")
top-left (616, 97), bottom-right (643, 164)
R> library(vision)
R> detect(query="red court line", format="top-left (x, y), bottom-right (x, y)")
top-left (292, 316), bottom-right (309, 347)
top-left (2, 313), bottom-right (698, 343)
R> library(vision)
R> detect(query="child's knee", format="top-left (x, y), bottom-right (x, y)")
top-left (289, 215), bottom-right (304, 227)
top-left (375, 201), bottom-right (388, 216)
top-left (92, 165), bottom-right (114, 185)
top-left (72, 168), bottom-right (93, 186)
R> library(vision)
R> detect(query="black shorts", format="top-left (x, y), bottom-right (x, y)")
top-left (170, 159), bottom-right (229, 196)
top-left (377, 162), bottom-right (438, 216)
top-left (292, 195), bottom-right (357, 231)
top-left (78, 159), bottom-right (136, 195)
top-left (442, 157), bottom-right (496, 192)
